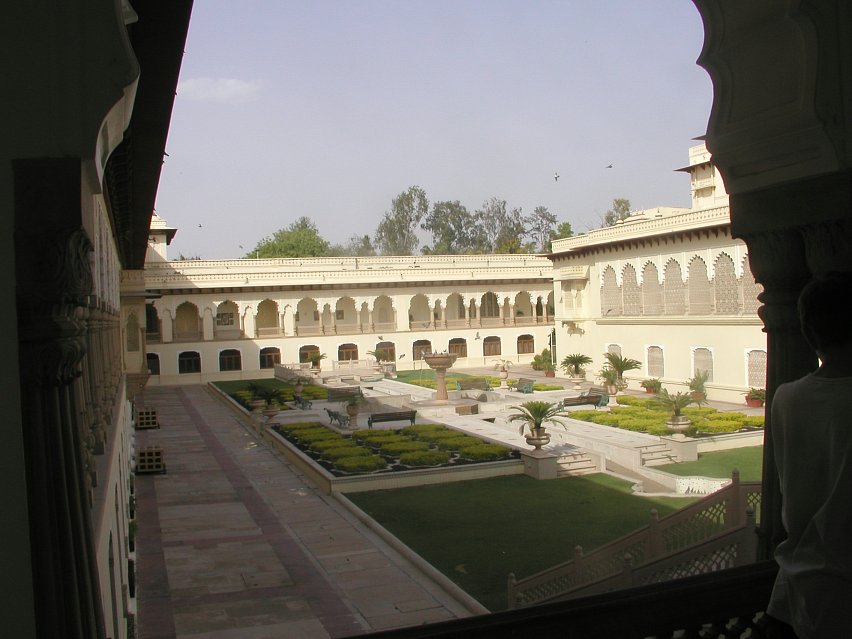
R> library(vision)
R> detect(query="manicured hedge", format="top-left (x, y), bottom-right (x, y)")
top-left (458, 443), bottom-right (512, 462)
top-left (379, 440), bottom-right (431, 456)
top-left (321, 447), bottom-right (374, 461)
top-left (399, 450), bottom-right (451, 467)
top-left (334, 456), bottom-right (388, 473)
top-left (435, 436), bottom-right (480, 451)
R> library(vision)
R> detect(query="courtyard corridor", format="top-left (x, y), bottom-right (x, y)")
top-left (135, 385), bottom-right (472, 639)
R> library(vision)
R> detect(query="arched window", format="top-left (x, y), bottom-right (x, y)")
top-left (219, 349), bottom-right (242, 371)
top-left (747, 349), bottom-right (767, 388)
top-left (178, 351), bottom-right (201, 374)
top-left (338, 343), bottom-right (358, 360)
top-left (259, 347), bottom-right (280, 369)
top-left (607, 343), bottom-right (622, 357)
top-left (256, 299), bottom-right (279, 335)
top-left (517, 334), bottom-right (534, 354)
top-left (480, 292), bottom-right (500, 318)
top-left (647, 346), bottom-right (664, 378)
top-left (448, 338), bottom-right (467, 358)
top-left (483, 336), bottom-right (501, 357)
top-left (374, 341), bottom-right (396, 361)
top-left (413, 340), bottom-right (432, 360)
top-left (145, 303), bottom-right (160, 340)
top-left (622, 265), bottom-right (641, 315)
top-left (693, 348), bottom-right (714, 382)
top-left (174, 302), bottom-right (200, 339)
top-left (299, 345), bottom-right (320, 364)
top-left (146, 353), bottom-right (160, 375)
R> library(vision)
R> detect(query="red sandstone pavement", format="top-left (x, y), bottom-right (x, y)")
top-left (135, 385), bottom-right (471, 639)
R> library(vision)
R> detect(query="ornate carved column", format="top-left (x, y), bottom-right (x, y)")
top-left (14, 157), bottom-right (106, 639)
top-left (202, 307), bottom-right (214, 340)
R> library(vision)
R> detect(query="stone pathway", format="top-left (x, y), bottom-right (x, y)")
top-left (136, 385), bottom-right (470, 639)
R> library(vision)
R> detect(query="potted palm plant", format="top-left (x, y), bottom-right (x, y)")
top-left (640, 378), bottom-right (662, 394)
top-left (493, 358), bottom-right (514, 388)
top-left (687, 369), bottom-right (710, 400)
top-left (308, 352), bottom-right (327, 370)
top-left (256, 386), bottom-right (285, 418)
top-left (560, 353), bottom-right (593, 382)
top-left (599, 367), bottom-right (620, 396)
top-left (508, 401), bottom-right (568, 450)
top-left (603, 352), bottom-right (641, 390)
top-left (744, 387), bottom-right (765, 408)
top-left (654, 388), bottom-right (703, 432)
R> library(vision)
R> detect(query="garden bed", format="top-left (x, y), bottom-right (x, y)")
top-left (263, 422), bottom-right (524, 494)
top-left (569, 395), bottom-right (764, 437)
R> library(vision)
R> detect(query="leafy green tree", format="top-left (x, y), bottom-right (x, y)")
top-left (527, 206), bottom-right (558, 252)
top-left (475, 198), bottom-right (528, 253)
top-left (603, 198), bottom-right (631, 227)
top-left (421, 200), bottom-right (478, 254)
top-left (374, 185), bottom-right (429, 255)
top-left (249, 217), bottom-right (329, 258)
top-left (328, 234), bottom-right (376, 256)
top-left (554, 221), bottom-right (573, 239)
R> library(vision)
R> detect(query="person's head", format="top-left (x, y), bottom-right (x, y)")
top-left (798, 271), bottom-right (852, 354)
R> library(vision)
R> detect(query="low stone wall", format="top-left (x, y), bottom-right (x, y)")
top-left (696, 430), bottom-right (763, 453)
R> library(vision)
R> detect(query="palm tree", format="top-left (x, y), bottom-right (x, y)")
top-left (508, 401), bottom-right (568, 435)
top-left (603, 352), bottom-right (641, 388)
top-left (560, 353), bottom-right (593, 377)
top-left (653, 389), bottom-right (704, 422)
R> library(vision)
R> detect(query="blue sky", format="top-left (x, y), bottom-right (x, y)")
top-left (154, 1), bottom-right (712, 258)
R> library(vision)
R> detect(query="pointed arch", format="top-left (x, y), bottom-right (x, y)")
top-left (601, 265), bottom-right (622, 316)
top-left (687, 257), bottom-right (712, 315)
top-left (622, 264), bottom-right (641, 315)
top-left (713, 253), bottom-right (741, 314)
top-left (641, 262), bottom-right (663, 315)
top-left (741, 255), bottom-right (762, 314)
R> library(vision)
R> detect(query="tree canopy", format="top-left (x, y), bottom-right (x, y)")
top-left (248, 217), bottom-right (329, 258)
top-left (374, 186), bottom-right (429, 255)
top-left (603, 198), bottom-right (631, 227)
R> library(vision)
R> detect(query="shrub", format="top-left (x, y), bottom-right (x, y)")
top-left (380, 440), bottom-right (431, 456)
top-left (293, 429), bottom-right (342, 444)
top-left (333, 456), bottom-right (387, 473)
top-left (399, 450), bottom-right (451, 467)
top-left (695, 420), bottom-right (745, 433)
top-left (615, 395), bottom-right (643, 406)
top-left (458, 443), bottom-right (511, 462)
top-left (400, 424), bottom-right (451, 440)
top-left (310, 437), bottom-right (355, 453)
top-left (352, 429), bottom-right (403, 442)
top-left (742, 416), bottom-right (765, 428)
top-left (435, 436), bottom-right (478, 451)
top-left (320, 447), bottom-right (374, 461)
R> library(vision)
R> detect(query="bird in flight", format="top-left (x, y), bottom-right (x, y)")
top-left (554, 172), bottom-right (560, 182)
top-left (605, 164), bottom-right (613, 169)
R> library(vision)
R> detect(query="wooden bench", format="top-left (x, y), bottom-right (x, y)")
top-left (510, 378), bottom-right (535, 393)
top-left (326, 387), bottom-right (362, 404)
top-left (325, 408), bottom-right (350, 428)
top-left (292, 395), bottom-right (313, 410)
top-left (557, 385), bottom-right (609, 410)
top-left (367, 410), bottom-right (417, 430)
top-left (456, 378), bottom-right (492, 391)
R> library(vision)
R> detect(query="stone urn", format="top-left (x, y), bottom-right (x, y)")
top-left (666, 415), bottom-right (691, 433)
top-left (525, 427), bottom-right (551, 450)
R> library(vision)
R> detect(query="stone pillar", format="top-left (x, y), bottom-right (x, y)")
top-left (242, 305), bottom-right (256, 338)
top-left (202, 307), bottom-right (214, 340)
top-left (160, 308), bottom-right (173, 342)
top-left (14, 157), bottom-right (106, 638)
top-left (283, 307), bottom-right (295, 337)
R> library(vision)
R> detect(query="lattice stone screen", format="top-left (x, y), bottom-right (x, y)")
top-left (741, 256), bottom-right (762, 314)
top-left (642, 263), bottom-right (663, 315)
top-left (607, 343), bottom-right (622, 356)
top-left (693, 348), bottom-right (714, 382)
top-left (688, 258), bottom-right (713, 315)
top-left (664, 260), bottom-right (685, 315)
top-left (747, 350), bottom-right (767, 388)
top-left (601, 266), bottom-right (622, 316)
top-left (713, 254), bottom-right (741, 314)
top-left (622, 264), bottom-right (642, 315)
top-left (647, 346), bottom-right (664, 377)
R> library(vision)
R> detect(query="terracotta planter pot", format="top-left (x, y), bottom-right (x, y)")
top-left (745, 397), bottom-right (763, 408)
top-left (690, 391), bottom-right (706, 401)
top-left (544, 370), bottom-right (555, 378)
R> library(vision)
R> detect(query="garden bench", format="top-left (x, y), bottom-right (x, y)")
top-left (510, 378), bottom-right (535, 393)
top-left (325, 408), bottom-right (350, 428)
top-left (557, 385), bottom-right (609, 410)
top-left (367, 410), bottom-right (417, 430)
top-left (292, 395), bottom-right (313, 410)
top-left (456, 378), bottom-right (492, 391)
top-left (326, 387), bottom-right (362, 404)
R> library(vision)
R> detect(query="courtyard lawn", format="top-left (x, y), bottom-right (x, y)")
top-left (346, 473), bottom-right (695, 612)
top-left (656, 446), bottom-right (763, 481)
top-left (394, 369), bottom-right (563, 392)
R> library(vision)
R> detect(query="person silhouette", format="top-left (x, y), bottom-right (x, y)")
top-left (768, 271), bottom-right (852, 638)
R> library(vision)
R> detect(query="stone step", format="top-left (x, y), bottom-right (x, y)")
top-left (556, 452), bottom-right (598, 476)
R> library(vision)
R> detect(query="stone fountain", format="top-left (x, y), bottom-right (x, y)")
top-left (422, 352), bottom-right (458, 402)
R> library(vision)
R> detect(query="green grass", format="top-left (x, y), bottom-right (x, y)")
top-left (346, 473), bottom-right (695, 612)
top-left (393, 369), bottom-right (562, 391)
top-left (656, 446), bottom-right (763, 481)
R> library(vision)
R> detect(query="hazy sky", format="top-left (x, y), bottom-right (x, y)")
top-left (154, 1), bottom-right (712, 259)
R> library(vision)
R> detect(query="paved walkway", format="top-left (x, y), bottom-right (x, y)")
top-left (135, 385), bottom-right (471, 639)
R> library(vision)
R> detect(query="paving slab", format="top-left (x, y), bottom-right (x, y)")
top-left (136, 385), bottom-right (471, 639)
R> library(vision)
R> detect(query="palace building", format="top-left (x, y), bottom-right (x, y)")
top-left (143, 142), bottom-right (765, 403)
